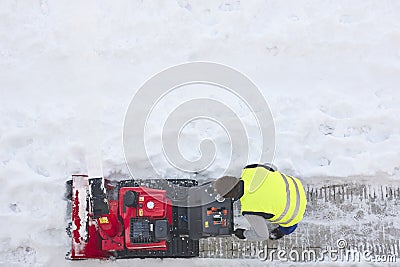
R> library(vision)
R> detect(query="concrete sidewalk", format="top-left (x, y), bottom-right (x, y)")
top-left (199, 177), bottom-right (400, 263)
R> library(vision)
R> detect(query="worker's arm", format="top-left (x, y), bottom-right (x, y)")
top-left (241, 214), bottom-right (269, 241)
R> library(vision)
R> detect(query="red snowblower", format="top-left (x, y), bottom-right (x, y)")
top-left (65, 175), bottom-right (234, 259)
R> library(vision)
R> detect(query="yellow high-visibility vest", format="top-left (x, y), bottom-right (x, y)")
top-left (240, 166), bottom-right (307, 227)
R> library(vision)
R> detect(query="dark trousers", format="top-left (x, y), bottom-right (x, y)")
top-left (278, 224), bottom-right (298, 235)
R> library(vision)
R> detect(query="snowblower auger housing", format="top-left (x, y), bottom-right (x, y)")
top-left (66, 175), bottom-right (234, 260)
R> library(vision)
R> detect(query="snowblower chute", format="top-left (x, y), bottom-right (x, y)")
top-left (66, 175), bottom-right (234, 259)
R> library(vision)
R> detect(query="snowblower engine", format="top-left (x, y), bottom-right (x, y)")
top-left (65, 175), bottom-right (234, 259)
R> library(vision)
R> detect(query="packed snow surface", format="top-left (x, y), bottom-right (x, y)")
top-left (0, 0), bottom-right (399, 266)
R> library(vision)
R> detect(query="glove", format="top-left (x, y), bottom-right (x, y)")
top-left (269, 227), bottom-right (285, 240)
top-left (233, 228), bottom-right (246, 239)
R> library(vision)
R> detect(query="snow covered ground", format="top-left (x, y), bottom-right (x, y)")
top-left (1, 0), bottom-right (399, 266)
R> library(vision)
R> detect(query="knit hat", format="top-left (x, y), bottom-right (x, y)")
top-left (213, 176), bottom-right (241, 198)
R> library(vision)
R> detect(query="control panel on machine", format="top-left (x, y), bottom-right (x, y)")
top-left (187, 183), bottom-right (234, 240)
top-left (206, 206), bottom-right (229, 227)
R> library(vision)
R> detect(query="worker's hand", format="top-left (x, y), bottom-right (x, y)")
top-left (269, 227), bottom-right (285, 240)
top-left (233, 228), bottom-right (246, 239)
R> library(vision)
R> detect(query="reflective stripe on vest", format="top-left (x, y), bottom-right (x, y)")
top-left (270, 174), bottom-right (301, 225)
top-left (269, 173), bottom-right (290, 223)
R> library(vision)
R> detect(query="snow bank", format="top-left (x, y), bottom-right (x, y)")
top-left (0, 0), bottom-right (399, 266)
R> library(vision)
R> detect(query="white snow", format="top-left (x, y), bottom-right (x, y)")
top-left (1, 0), bottom-right (399, 266)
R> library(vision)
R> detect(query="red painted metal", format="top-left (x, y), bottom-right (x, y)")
top-left (70, 178), bottom-right (172, 259)
top-left (119, 187), bottom-right (168, 250)
top-left (70, 175), bottom-right (107, 259)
